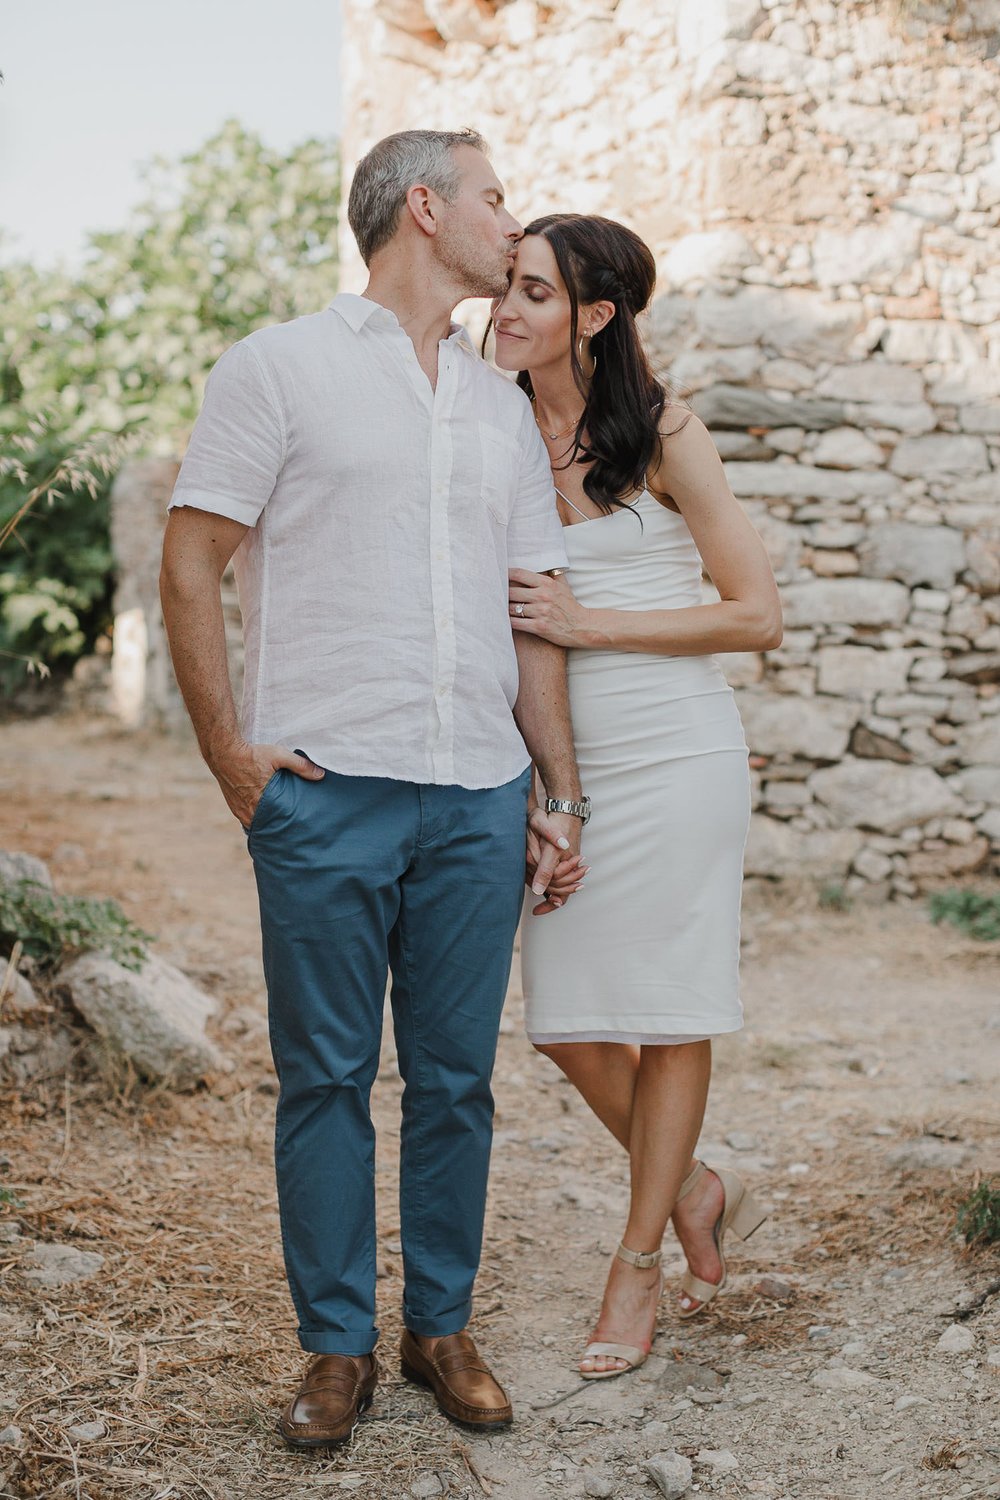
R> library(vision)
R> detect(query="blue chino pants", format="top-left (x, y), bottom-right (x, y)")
top-left (247, 763), bottom-right (530, 1355)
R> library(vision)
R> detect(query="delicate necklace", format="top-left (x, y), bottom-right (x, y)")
top-left (532, 397), bottom-right (584, 442)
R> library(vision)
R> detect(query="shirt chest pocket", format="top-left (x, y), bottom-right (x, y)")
top-left (478, 421), bottom-right (520, 527)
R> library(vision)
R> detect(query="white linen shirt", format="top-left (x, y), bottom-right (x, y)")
top-left (169, 292), bottom-right (568, 788)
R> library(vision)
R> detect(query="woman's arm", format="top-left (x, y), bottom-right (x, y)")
top-left (509, 414), bottom-right (782, 656)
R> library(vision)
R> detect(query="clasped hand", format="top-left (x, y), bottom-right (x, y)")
top-left (508, 568), bottom-right (588, 647)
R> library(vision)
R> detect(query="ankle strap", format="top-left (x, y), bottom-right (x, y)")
top-left (616, 1241), bottom-right (662, 1269)
top-left (676, 1160), bottom-right (707, 1205)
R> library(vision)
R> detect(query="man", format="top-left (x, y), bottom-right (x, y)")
top-left (160, 128), bottom-right (587, 1448)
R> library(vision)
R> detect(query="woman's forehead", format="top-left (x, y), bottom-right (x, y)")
top-left (514, 234), bottom-right (565, 290)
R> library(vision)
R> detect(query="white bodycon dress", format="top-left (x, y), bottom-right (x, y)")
top-left (521, 489), bottom-right (751, 1045)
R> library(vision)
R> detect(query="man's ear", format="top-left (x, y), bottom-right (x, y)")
top-left (404, 183), bottom-right (439, 238)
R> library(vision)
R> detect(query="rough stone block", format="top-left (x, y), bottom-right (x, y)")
top-left (725, 462), bottom-right (874, 501)
top-left (956, 719), bottom-right (1000, 765)
top-left (858, 522), bottom-right (966, 589)
top-left (816, 364), bottom-right (924, 404)
top-left (890, 434), bottom-right (989, 480)
top-left (694, 385), bottom-right (846, 432)
top-left (812, 215), bottom-right (923, 291)
top-left (781, 579), bottom-right (910, 629)
top-left (22, 1243), bottom-right (104, 1287)
top-left (744, 817), bottom-right (863, 879)
top-left (812, 428), bottom-right (883, 469)
top-left (0, 850), bottom-right (53, 891)
top-left (908, 837), bottom-right (990, 878)
top-left (738, 693), bottom-right (859, 759)
top-left (810, 759), bottom-right (965, 834)
top-left (60, 953), bottom-right (232, 1089)
top-left (816, 647), bottom-right (912, 699)
top-left (662, 229), bottom-right (758, 285)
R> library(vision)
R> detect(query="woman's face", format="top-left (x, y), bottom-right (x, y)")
top-left (491, 234), bottom-right (575, 373)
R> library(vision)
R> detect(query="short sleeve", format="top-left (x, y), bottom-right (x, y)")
top-left (169, 339), bottom-right (286, 526)
top-left (506, 402), bottom-right (569, 572)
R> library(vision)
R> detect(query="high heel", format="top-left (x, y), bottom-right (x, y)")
top-left (675, 1161), bottom-right (767, 1319)
top-left (579, 1241), bottom-right (663, 1381)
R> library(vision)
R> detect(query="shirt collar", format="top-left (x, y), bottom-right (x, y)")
top-left (329, 292), bottom-right (477, 352)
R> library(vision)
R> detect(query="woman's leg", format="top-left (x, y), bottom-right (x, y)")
top-left (581, 1040), bottom-right (712, 1372)
top-left (532, 1040), bottom-right (640, 1148)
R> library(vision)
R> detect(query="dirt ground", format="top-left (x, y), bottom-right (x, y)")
top-left (0, 714), bottom-right (998, 1500)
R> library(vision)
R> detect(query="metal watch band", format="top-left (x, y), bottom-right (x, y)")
top-left (544, 795), bottom-right (591, 825)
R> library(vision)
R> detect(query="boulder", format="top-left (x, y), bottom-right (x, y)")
top-left (816, 647), bottom-right (913, 699)
top-left (858, 522), bottom-right (966, 590)
top-left (744, 818), bottom-right (864, 880)
top-left (0, 850), bottom-right (53, 891)
top-left (810, 759), bottom-right (964, 834)
top-left (890, 434), bottom-right (989, 480)
top-left (781, 579), bottom-right (910, 629)
top-left (816, 364), bottom-right (924, 403)
top-left (737, 693), bottom-right (859, 759)
top-left (694, 385), bottom-right (847, 432)
top-left (60, 952), bottom-right (232, 1089)
top-left (695, 287), bottom-right (862, 358)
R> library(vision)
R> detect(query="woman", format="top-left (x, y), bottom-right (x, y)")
top-left (491, 215), bottom-right (782, 1380)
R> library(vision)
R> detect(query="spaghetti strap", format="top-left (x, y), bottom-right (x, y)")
top-left (554, 485), bottom-right (592, 521)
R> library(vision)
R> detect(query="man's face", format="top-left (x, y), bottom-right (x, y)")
top-left (434, 147), bottom-right (523, 297)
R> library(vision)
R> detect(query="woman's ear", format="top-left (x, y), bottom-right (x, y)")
top-left (584, 299), bottom-right (616, 337)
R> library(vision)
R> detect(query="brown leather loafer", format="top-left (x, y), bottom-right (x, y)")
top-left (278, 1352), bottom-right (378, 1450)
top-left (400, 1329), bottom-right (512, 1431)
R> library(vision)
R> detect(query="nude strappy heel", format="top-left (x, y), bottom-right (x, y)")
top-left (579, 1241), bottom-right (663, 1381)
top-left (675, 1160), bottom-right (767, 1319)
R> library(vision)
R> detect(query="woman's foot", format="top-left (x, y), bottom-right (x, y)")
top-left (579, 1252), bottom-right (663, 1376)
top-left (670, 1163), bottom-right (725, 1315)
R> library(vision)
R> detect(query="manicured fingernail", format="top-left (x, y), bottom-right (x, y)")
top-left (557, 837), bottom-right (570, 850)
top-left (551, 897), bottom-right (563, 908)
top-left (532, 882), bottom-right (546, 895)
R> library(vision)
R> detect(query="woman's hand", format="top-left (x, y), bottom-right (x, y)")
top-left (525, 805), bottom-right (588, 915)
top-left (509, 568), bottom-right (590, 648)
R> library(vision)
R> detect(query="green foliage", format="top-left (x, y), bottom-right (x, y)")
top-left (0, 880), bottom-right (152, 972)
top-left (0, 1187), bottom-right (24, 1210)
top-left (956, 1179), bottom-right (1000, 1247)
top-left (0, 412), bottom-right (124, 688)
top-left (0, 121), bottom-right (340, 681)
top-left (818, 882), bottom-right (852, 913)
top-left (928, 888), bottom-right (1000, 942)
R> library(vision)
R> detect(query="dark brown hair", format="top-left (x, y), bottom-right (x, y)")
top-left (512, 214), bottom-right (670, 514)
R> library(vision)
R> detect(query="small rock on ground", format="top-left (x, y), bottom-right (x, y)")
top-left (895, 1394), bottom-right (926, 1411)
top-left (410, 1475), bottom-right (444, 1499)
top-left (811, 1368), bottom-right (879, 1390)
top-left (937, 1323), bottom-right (975, 1354)
top-left (584, 1474), bottom-right (615, 1498)
top-left (754, 1274), bottom-right (794, 1301)
top-left (659, 1359), bottom-right (724, 1393)
top-left (0, 850), bottom-right (53, 889)
top-left (698, 1449), bottom-right (740, 1474)
top-left (646, 1450), bottom-right (693, 1499)
top-left (67, 1420), bottom-right (106, 1443)
top-left (22, 1243), bottom-right (104, 1287)
top-left (0, 1427), bottom-right (22, 1448)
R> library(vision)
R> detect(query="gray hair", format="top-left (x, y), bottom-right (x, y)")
top-left (347, 128), bottom-right (489, 265)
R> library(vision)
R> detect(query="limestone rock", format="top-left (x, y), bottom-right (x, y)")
top-left (754, 1275), bottom-right (793, 1301)
top-left (66, 1420), bottom-right (107, 1444)
top-left (0, 850), bottom-right (53, 891)
top-left (725, 462), bottom-right (882, 501)
top-left (781, 579), bottom-right (910, 629)
top-left (949, 653), bottom-right (1000, 685)
top-left (955, 767), bottom-right (1000, 804)
top-left (677, 0), bottom-right (764, 59)
top-left (956, 720), bottom-right (1000, 766)
top-left (61, 952), bottom-right (232, 1089)
top-left (659, 1359), bottom-right (724, 1393)
top-left (738, 693), bottom-right (859, 759)
top-left (663, 230), bottom-right (758, 285)
top-left (695, 287), bottom-right (862, 358)
top-left (812, 428), bottom-right (883, 469)
top-left (908, 837), bottom-right (990, 879)
top-left (858, 523), bottom-right (965, 590)
top-left (744, 818), bottom-right (863, 881)
top-left (811, 760), bottom-right (964, 834)
top-left (817, 364), bottom-right (924, 404)
top-left (890, 434), bottom-right (989, 480)
top-left (816, 647), bottom-right (912, 699)
top-left (694, 385), bottom-right (846, 432)
top-left (812, 215), bottom-right (923, 291)
top-left (646, 1450), bottom-right (693, 1499)
top-left (22, 1243), bottom-right (104, 1287)
top-left (889, 1138), bottom-right (970, 1171)
top-left (697, 1449), bottom-right (740, 1474)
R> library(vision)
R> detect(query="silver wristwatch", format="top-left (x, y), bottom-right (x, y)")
top-left (545, 795), bottom-right (592, 825)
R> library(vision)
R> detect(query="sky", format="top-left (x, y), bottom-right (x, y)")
top-left (0, 0), bottom-right (343, 267)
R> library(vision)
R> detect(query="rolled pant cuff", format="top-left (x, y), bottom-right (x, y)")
top-left (298, 1330), bottom-right (380, 1356)
top-left (402, 1300), bottom-right (474, 1339)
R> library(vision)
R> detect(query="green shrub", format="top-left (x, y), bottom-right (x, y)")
top-left (819, 882), bottom-right (852, 912)
top-left (0, 880), bottom-right (151, 972)
top-left (957, 1179), bottom-right (1000, 1247)
top-left (928, 889), bottom-right (1000, 942)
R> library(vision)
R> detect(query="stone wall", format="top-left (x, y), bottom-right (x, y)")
top-left (340, 0), bottom-right (1000, 895)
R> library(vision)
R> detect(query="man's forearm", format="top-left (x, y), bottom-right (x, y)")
top-left (160, 556), bottom-right (242, 769)
top-left (513, 634), bottom-right (581, 799)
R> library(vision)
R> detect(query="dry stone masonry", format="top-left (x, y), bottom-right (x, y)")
top-left (339, 0), bottom-right (1000, 897)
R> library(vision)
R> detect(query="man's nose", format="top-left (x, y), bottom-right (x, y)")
top-left (502, 210), bottom-right (523, 241)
